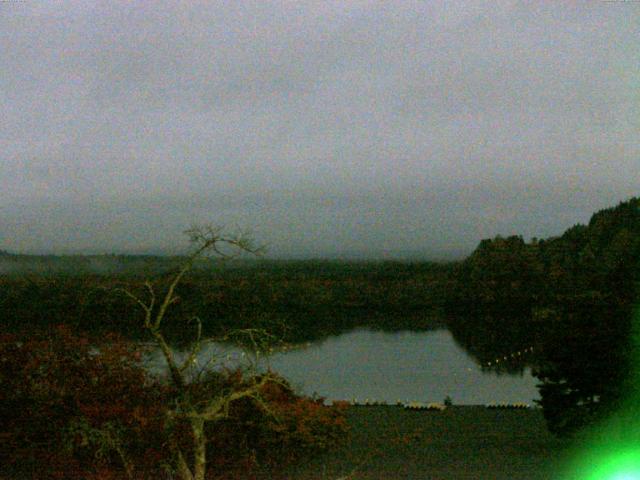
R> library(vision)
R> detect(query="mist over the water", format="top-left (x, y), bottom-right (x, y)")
top-left (2, 2), bottom-right (637, 258)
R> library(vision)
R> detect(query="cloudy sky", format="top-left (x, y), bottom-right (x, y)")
top-left (1, 1), bottom-right (638, 258)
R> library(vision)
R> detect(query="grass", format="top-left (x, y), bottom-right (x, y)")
top-left (274, 405), bottom-right (572, 480)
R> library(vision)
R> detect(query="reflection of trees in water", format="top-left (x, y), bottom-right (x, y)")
top-left (447, 313), bottom-right (538, 376)
top-left (162, 313), bottom-right (445, 350)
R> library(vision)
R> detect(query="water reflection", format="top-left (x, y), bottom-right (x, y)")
top-left (145, 328), bottom-right (540, 405)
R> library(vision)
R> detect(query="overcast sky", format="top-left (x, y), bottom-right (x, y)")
top-left (1, 1), bottom-right (638, 258)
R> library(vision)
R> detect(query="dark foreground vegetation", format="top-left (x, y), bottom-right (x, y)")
top-left (0, 325), bottom-right (349, 479)
top-left (1, 197), bottom-right (639, 477)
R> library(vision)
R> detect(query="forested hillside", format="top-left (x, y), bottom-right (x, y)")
top-left (446, 197), bottom-right (640, 435)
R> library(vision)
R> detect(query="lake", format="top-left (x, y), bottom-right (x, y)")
top-left (145, 328), bottom-right (540, 405)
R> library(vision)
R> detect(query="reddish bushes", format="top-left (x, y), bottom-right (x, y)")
top-left (0, 325), bottom-right (166, 479)
top-left (0, 325), bottom-right (348, 479)
top-left (204, 372), bottom-right (350, 476)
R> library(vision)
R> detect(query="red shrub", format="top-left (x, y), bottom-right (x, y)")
top-left (205, 371), bottom-right (350, 477)
top-left (0, 327), bottom-right (349, 479)
top-left (0, 325), bottom-right (167, 479)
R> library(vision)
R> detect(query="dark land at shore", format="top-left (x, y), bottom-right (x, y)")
top-left (269, 405), bottom-right (572, 480)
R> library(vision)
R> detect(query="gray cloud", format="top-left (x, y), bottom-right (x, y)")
top-left (1, 1), bottom-right (638, 258)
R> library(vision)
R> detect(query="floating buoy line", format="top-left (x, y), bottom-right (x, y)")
top-left (346, 399), bottom-right (448, 410)
top-left (484, 346), bottom-right (535, 367)
top-left (485, 402), bottom-right (531, 409)
top-left (341, 399), bottom-right (531, 410)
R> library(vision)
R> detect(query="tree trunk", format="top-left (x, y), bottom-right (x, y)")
top-left (173, 442), bottom-right (194, 480)
top-left (151, 329), bottom-right (185, 388)
top-left (192, 417), bottom-right (207, 480)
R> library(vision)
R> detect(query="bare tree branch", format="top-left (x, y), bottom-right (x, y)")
top-left (119, 225), bottom-right (271, 480)
top-left (179, 317), bottom-right (203, 374)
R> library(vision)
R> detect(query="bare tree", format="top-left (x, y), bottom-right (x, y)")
top-left (121, 226), bottom-right (280, 480)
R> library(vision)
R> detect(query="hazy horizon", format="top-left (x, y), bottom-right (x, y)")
top-left (3, 194), bottom-right (637, 261)
top-left (2, 2), bottom-right (638, 259)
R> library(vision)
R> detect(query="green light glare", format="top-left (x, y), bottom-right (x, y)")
top-left (558, 305), bottom-right (640, 479)
top-left (561, 446), bottom-right (640, 480)
top-left (590, 450), bottom-right (640, 480)
top-left (611, 473), bottom-right (640, 480)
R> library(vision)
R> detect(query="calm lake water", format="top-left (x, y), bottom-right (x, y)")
top-left (145, 328), bottom-right (540, 405)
